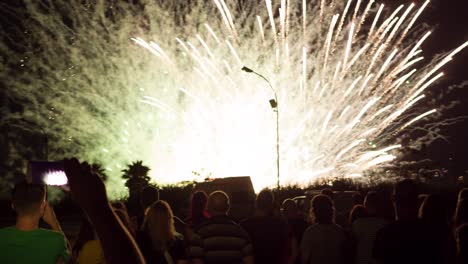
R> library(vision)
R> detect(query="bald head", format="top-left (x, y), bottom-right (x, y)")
top-left (207, 191), bottom-right (230, 215)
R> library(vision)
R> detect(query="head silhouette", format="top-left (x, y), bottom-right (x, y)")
top-left (12, 183), bottom-right (46, 217)
top-left (392, 179), bottom-right (419, 220)
top-left (190, 191), bottom-right (209, 225)
top-left (311, 194), bottom-right (335, 224)
top-left (140, 186), bottom-right (159, 209)
top-left (349, 204), bottom-right (367, 224)
top-left (256, 189), bottom-right (275, 215)
top-left (282, 199), bottom-right (299, 218)
top-left (419, 193), bottom-right (447, 225)
top-left (364, 191), bottom-right (379, 216)
top-left (207, 191), bottom-right (230, 216)
top-left (352, 192), bottom-right (364, 206)
top-left (321, 189), bottom-right (334, 200)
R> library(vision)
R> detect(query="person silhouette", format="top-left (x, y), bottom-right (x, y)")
top-left (373, 180), bottom-right (447, 264)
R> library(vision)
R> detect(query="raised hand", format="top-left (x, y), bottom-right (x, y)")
top-left (63, 158), bottom-right (145, 263)
top-left (42, 202), bottom-right (62, 232)
top-left (63, 158), bottom-right (108, 215)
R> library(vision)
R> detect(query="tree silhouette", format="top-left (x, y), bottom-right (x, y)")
top-left (122, 160), bottom-right (151, 186)
top-left (91, 163), bottom-right (108, 182)
top-left (121, 160), bottom-right (151, 216)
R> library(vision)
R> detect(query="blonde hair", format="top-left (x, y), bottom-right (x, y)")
top-left (144, 200), bottom-right (176, 251)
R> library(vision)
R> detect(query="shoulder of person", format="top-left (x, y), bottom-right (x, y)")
top-left (0, 226), bottom-right (16, 239)
top-left (239, 217), bottom-right (256, 228)
top-left (374, 221), bottom-right (394, 239)
top-left (324, 223), bottom-right (346, 234)
top-left (207, 215), bottom-right (238, 225)
top-left (200, 216), bottom-right (248, 235)
top-left (81, 239), bottom-right (101, 249)
top-left (0, 226), bottom-right (14, 233)
top-left (38, 228), bottom-right (66, 238)
top-left (35, 229), bottom-right (68, 246)
top-left (276, 216), bottom-right (289, 226)
top-left (333, 223), bottom-right (344, 230)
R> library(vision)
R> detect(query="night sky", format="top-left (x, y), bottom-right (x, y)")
top-left (382, 0), bottom-right (468, 175)
top-left (1, 0), bottom-right (468, 177)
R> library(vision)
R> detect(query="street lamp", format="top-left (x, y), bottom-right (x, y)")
top-left (241, 66), bottom-right (280, 189)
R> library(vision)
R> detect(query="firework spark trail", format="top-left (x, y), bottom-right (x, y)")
top-left (2, 0), bottom-right (467, 195)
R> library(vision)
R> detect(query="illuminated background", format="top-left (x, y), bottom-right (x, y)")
top-left (1, 0), bottom-right (467, 197)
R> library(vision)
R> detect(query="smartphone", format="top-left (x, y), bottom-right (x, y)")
top-left (29, 161), bottom-right (69, 190)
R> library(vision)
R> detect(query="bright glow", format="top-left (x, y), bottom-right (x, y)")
top-left (43, 171), bottom-right (68, 186)
top-left (5, 1), bottom-right (467, 196)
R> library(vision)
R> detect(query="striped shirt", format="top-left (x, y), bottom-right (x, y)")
top-left (189, 215), bottom-right (253, 264)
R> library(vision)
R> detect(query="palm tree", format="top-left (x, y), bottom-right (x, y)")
top-left (91, 163), bottom-right (108, 182)
top-left (122, 160), bottom-right (151, 199)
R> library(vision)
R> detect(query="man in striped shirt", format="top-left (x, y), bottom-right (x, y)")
top-left (189, 191), bottom-right (254, 264)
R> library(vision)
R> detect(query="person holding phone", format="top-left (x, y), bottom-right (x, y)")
top-left (0, 183), bottom-right (70, 264)
top-left (63, 158), bottom-right (145, 263)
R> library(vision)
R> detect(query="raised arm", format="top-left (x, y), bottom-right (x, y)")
top-left (64, 158), bottom-right (145, 264)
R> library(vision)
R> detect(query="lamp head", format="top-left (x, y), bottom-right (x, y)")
top-left (269, 99), bottom-right (278, 109)
top-left (241, 66), bottom-right (254, 73)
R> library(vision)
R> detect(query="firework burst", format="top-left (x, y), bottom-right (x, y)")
top-left (2, 0), bottom-right (466, 195)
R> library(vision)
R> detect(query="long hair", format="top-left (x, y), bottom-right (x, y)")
top-left (144, 200), bottom-right (176, 251)
top-left (72, 217), bottom-right (95, 260)
top-left (189, 191), bottom-right (208, 227)
top-left (114, 208), bottom-right (135, 237)
top-left (455, 198), bottom-right (468, 228)
top-left (419, 194), bottom-right (448, 225)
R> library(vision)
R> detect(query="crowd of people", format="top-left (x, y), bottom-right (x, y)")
top-left (0, 158), bottom-right (467, 264)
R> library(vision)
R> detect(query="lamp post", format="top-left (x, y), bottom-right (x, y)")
top-left (241, 66), bottom-right (280, 189)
